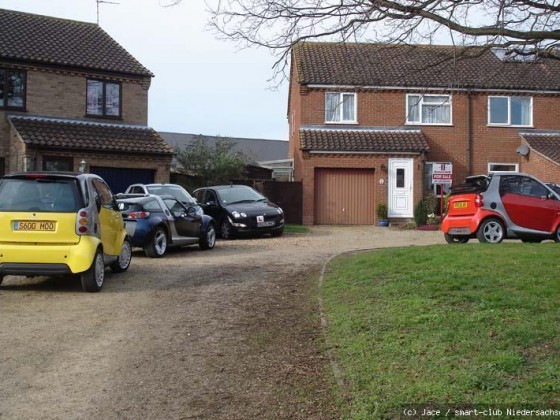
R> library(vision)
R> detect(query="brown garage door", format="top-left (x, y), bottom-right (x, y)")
top-left (314, 168), bottom-right (375, 225)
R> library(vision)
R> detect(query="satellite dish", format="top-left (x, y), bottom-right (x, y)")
top-left (516, 144), bottom-right (530, 156)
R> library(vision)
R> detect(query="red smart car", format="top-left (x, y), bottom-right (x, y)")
top-left (442, 172), bottom-right (560, 244)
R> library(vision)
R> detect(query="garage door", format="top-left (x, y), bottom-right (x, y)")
top-left (315, 168), bottom-right (375, 225)
top-left (90, 166), bottom-right (155, 194)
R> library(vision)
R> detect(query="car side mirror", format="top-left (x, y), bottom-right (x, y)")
top-left (173, 211), bottom-right (186, 219)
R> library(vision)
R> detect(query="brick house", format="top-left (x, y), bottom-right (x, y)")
top-left (0, 9), bottom-right (173, 192)
top-left (288, 42), bottom-right (560, 225)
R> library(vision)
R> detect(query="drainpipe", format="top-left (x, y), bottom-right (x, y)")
top-left (466, 89), bottom-right (472, 176)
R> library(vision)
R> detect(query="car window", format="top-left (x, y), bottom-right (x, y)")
top-left (0, 178), bottom-right (79, 212)
top-left (92, 179), bottom-right (115, 209)
top-left (129, 186), bottom-right (144, 194)
top-left (500, 175), bottom-right (547, 198)
top-left (193, 189), bottom-right (204, 203)
top-left (143, 199), bottom-right (164, 212)
top-left (206, 191), bottom-right (217, 204)
top-left (163, 198), bottom-right (186, 213)
top-left (216, 187), bottom-right (265, 204)
top-left (147, 185), bottom-right (196, 204)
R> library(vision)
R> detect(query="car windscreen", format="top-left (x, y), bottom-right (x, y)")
top-left (147, 185), bottom-right (196, 204)
top-left (216, 187), bottom-right (266, 205)
top-left (0, 178), bottom-right (80, 212)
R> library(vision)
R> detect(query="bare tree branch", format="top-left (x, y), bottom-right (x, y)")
top-left (166, 0), bottom-right (560, 82)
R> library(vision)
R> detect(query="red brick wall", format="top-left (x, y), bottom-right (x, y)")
top-left (1, 65), bottom-right (153, 174)
top-left (288, 85), bottom-right (560, 224)
top-left (519, 140), bottom-right (560, 184)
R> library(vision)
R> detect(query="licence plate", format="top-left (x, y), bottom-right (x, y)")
top-left (453, 202), bottom-right (468, 209)
top-left (258, 221), bottom-right (275, 228)
top-left (13, 220), bottom-right (56, 232)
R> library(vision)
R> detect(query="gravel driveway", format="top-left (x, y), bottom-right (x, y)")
top-left (0, 226), bottom-right (442, 419)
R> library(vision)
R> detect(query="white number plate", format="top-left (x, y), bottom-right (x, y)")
top-left (258, 221), bottom-right (275, 228)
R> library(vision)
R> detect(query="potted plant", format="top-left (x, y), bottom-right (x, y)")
top-left (376, 203), bottom-right (389, 227)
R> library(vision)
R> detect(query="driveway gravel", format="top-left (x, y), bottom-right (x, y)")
top-left (0, 226), bottom-right (442, 419)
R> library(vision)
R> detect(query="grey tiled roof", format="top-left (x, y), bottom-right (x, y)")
top-left (9, 116), bottom-right (174, 155)
top-left (160, 132), bottom-right (289, 163)
top-left (300, 127), bottom-right (429, 153)
top-left (0, 8), bottom-right (152, 77)
top-left (293, 42), bottom-right (560, 91)
top-left (521, 132), bottom-right (560, 165)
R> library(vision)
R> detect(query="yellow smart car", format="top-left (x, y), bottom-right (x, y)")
top-left (0, 172), bottom-right (132, 292)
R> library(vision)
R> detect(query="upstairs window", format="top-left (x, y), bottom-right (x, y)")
top-left (407, 94), bottom-right (451, 125)
top-left (0, 69), bottom-right (26, 110)
top-left (488, 96), bottom-right (531, 126)
top-left (86, 79), bottom-right (121, 118)
top-left (325, 92), bottom-right (356, 123)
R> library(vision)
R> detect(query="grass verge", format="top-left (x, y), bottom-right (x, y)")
top-left (322, 243), bottom-right (560, 418)
top-left (285, 224), bottom-right (311, 234)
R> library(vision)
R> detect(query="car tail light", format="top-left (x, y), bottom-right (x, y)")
top-left (76, 208), bottom-right (94, 235)
top-left (129, 211), bottom-right (150, 219)
top-left (474, 194), bottom-right (484, 207)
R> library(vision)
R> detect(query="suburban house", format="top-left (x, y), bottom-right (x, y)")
top-left (160, 132), bottom-right (292, 181)
top-left (0, 8), bottom-right (173, 192)
top-left (288, 42), bottom-right (560, 225)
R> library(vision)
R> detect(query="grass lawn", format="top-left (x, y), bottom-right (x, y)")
top-left (322, 243), bottom-right (560, 418)
top-left (284, 224), bottom-right (310, 234)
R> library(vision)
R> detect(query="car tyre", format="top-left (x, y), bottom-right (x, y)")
top-left (81, 249), bottom-right (105, 293)
top-left (554, 226), bottom-right (560, 243)
top-left (200, 223), bottom-right (217, 250)
top-left (476, 218), bottom-right (505, 244)
top-left (144, 227), bottom-right (168, 258)
top-left (444, 233), bottom-right (469, 244)
top-left (220, 219), bottom-right (233, 239)
top-left (111, 238), bottom-right (132, 273)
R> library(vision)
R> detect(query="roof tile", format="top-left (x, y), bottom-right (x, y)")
top-left (293, 42), bottom-right (560, 91)
top-left (9, 116), bottom-right (174, 155)
top-left (300, 127), bottom-right (429, 153)
top-left (0, 8), bottom-right (152, 77)
top-left (521, 132), bottom-right (560, 165)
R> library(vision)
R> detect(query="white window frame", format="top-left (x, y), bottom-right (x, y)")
top-left (488, 162), bottom-right (519, 173)
top-left (324, 92), bottom-right (357, 124)
top-left (487, 96), bottom-right (533, 127)
top-left (406, 94), bottom-right (452, 126)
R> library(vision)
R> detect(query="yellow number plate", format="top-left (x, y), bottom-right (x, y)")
top-left (453, 202), bottom-right (468, 209)
top-left (13, 221), bottom-right (56, 231)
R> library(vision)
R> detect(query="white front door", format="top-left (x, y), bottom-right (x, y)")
top-left (388, 158), bottom-right (413, 218)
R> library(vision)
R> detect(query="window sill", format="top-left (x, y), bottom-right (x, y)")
top-left (405, 122), bottom-right (453, 127)
top-left (487, 124), bottom-right (534, 128)
top-left (85, 114), bottom-right (123, 120)
top-left (324, 121), bottom-right (359, 125)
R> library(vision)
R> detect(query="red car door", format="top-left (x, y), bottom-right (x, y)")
top-left (500, 176), bottom-right (560, 232)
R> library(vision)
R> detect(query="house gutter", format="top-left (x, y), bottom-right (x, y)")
top-left (308, 150), bottom-right (422, 155)
top-left (306, 84), bottom-right (560, 95)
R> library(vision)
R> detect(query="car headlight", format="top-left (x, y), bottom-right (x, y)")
top-left (276, 208), bottom-right (283, 215)
top-left (232, 211), bottom-right (247, 219)
top-left (195, 207), bottom-right (204, 216)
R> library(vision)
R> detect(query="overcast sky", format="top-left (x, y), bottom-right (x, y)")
top-left (0, 0), bottom-right (288, 140)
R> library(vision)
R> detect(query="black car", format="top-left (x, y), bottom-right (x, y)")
top-left (193, 185), bottom-right (284, 239)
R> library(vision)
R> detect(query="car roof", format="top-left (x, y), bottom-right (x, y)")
top-left (116, 193), bottom-right (162, 204)
top-left (202, 185), bottom-right (252, 190)
top-left (2, 171), bottom-right (99, 181)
